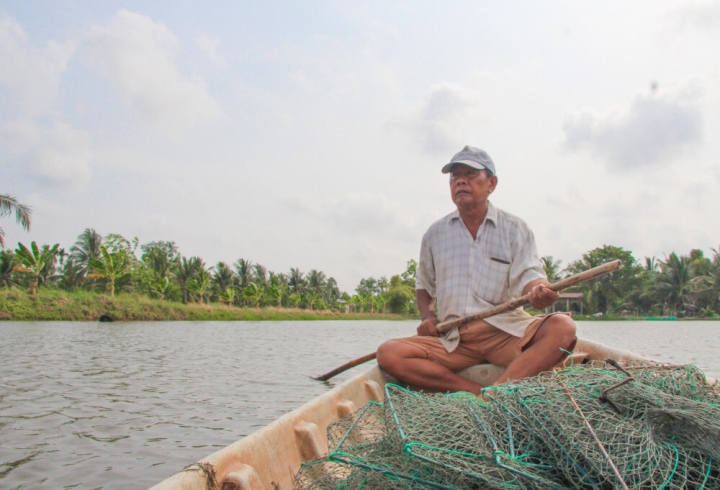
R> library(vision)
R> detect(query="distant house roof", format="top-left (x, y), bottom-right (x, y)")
top-left (559, 292), bottom-right (584, 299)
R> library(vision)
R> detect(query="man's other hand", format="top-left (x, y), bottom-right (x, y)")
top-left (417, 317), bottom-right (440, 336)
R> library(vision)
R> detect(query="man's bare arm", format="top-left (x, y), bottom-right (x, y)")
top-left (416, 288), bottom-right (440, 336)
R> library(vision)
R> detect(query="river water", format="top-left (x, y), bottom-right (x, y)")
top-left (1, 320), bottom-right (718, 489)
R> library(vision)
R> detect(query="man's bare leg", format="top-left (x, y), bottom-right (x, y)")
top-left (495, 314), bottom-right (576, 385)
top-left (376, 340), bottom-right (483, 395)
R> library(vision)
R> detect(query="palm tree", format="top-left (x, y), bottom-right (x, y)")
top-left (687, 247), bottom-right (720, 316)
top-left (306, 269), bottom-right (329, 304)
top-left (324, 277), bottom-right (340, 307)
top-left (177, 256), bottom-right (205, 303)
top-left (58, 257), bottom-right (85, 291)
top-left (268, 271), bottom-right (288, 289)
top-left (307, 269), bottom-right (327, 291)
top-left (234, 258), bottom-right (253, 288)
top-left (212, 261), bottom-right (237, 298)
top-left (88, 245), bottom-right (133, 297)
top-left (706, 248), bottom-right (720, 313)
top-left (253, 263), bottom-right (268, 287)
top-left (14, 241), bottom-right (60, 294)
top-left (653, 252), bottom-right (694, 317)
top-left (288, 267), bottom-right (305, 294)
top-left (0, 194), bottom-right (32, 249)
top-left (0, 250), bottom-right (19, 288)
top-left (70, 228), bottom-right (103, 277)
top-left (643, 256), bottom-right (659, 272)
top-left (177, 257), bottom-right (194, 303)
top-left (233, 258), bottom-right (253, 304)
top-left (540, 256), bottom-right (563, 283)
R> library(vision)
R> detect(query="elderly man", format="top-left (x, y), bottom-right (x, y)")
top-left (376, 146), bottom-right (576, 395)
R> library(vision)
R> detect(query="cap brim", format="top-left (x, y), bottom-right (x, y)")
top-left (441, 160), bottom-right (486, 174)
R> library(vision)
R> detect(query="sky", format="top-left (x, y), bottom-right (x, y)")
top-left (1, 1), bottom-right (719, 293)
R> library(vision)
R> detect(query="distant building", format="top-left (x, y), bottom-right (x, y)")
top-left (549, 292), bottom-right (584, 315)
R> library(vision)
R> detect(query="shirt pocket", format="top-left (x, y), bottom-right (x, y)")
top-left (473, 255), bottom-right (510, 305)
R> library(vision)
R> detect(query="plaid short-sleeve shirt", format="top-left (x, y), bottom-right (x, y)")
top-left (416, 202), bottom-right (546, 351)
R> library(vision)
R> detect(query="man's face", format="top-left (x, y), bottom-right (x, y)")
top-left (449, 164), bottom-right (498, 208)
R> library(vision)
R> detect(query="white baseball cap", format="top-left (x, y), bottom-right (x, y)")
top-left (441, 145), bottom-right (496, 175)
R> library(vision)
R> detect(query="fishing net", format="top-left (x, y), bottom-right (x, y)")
top-left (293, 362), bottom-right (720, 489)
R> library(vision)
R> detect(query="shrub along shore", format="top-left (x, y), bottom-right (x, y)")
top-left (0, 289), bottom-right (405, 322)
top-left (2, 290), bottom-right (710, 322)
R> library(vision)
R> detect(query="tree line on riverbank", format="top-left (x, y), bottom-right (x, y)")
top-left (2, 194), bottom-right (719, 318)
top-left (1, 223), bottom-right (420, 315)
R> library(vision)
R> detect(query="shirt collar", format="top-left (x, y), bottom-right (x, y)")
top-left (448, 200), bottom-right (497, 226)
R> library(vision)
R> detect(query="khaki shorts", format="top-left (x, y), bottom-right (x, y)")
top-left (393, 313), bottom-right (572, 372)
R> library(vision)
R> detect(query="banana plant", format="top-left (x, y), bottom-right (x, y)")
top-left (148, 275), bottom-right (171, 301)
top-left (13, 241), bottom-right (60, 294)
top-left (186, 270), bottom-right (210, 304)
top-left (88, 245), bottom-right (133, 296)
top-left (218, 286), bottom-right (237, 305)
top-left (242, 282), bottom-right (264, 307)
top-left (266, 281), bottom-right (288, 307)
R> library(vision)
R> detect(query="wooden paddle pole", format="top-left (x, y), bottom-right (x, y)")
top-left (312, 259), bottom-right (622, 381)
top-left (310, 352), bottom-right (378, 382)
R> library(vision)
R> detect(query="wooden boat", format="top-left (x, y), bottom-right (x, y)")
top-left (150, 337), bottom-right (720, 490)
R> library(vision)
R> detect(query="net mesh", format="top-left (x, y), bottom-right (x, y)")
top-left (293, 362), bottom-right (720, 489)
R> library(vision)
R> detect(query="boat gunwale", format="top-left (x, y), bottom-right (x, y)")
top-left (150, 337), bottom-right (718, 490)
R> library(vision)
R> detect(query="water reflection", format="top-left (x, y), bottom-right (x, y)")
top-left (0, 320), bottom-right (718, 489)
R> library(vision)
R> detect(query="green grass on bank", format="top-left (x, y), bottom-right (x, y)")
top-left (0, 289), bottom-right (406, 322)
top-left (2, 289), bottom-right (713, 322)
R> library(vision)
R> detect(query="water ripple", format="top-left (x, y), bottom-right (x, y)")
top-left (1, 320), bottom-right (718, 489)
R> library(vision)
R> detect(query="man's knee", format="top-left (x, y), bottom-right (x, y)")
top-left (376, 340), bottom-right (424, 374)
top-left (376, 340), bottom-right (394, 369)
top-left (540, 314), bottom-right (577, 348)
top-left (376, 340), bottom-right (406, 372)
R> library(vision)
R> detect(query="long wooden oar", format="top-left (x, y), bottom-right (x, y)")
top-left (312, 259), bottom-right (622, 381)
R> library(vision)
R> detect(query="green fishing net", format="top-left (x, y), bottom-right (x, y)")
top-left (293, 362), bottom-right (720, 489)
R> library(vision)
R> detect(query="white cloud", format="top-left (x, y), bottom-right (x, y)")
top-left (285, 192), bottom-right (421, 241)
top-left (666, 0), bottom-right (720, 31)
top-left (3, 2), bottom-right (720, 296)
top-left (393, 83), bottom-right (484, 155)
top-left (196, 33), bottom-right (226, 66)
top-left (288, 70), bottom-right (317, 94)
top-left (84, 10), bottom-right (220, 133)
top-left (562, 79), bottom-right (704, 170)
top-left (0, 16), bottom-right (76, 117)
top-left (1, 121), bottom-right (92, 189)
top-left (275, 192), bottom-right (423, 291)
